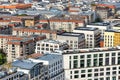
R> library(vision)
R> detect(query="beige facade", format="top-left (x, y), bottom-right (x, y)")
top-left (12, 27), bottom-right (57, 40)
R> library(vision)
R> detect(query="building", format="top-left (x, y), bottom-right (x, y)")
top-left (0, 68), bottom-right (28, 80)
top-left (29, 53), bottom-right (64, 80)
top-left (63, 46), bottom-right (120, 80)
top-left (12, 59), bottom-right (49, 80)
top-left (5, 35), bottom-right (46, 62)
top-left (86, 22), bottom-right (111, 39)
top-left (73, 27), bottom-right (101, 48)
top-left (104, 29), bottom-right (120, 47)
top-left (96, 7), bottom-right (110, 20)
top-left (12, 27), bottom-right (57, 39)
top-left (57, 32), bottom-right (85, 49)
top-left (35, 39), bottom-right (69, 54)
top-left (49, 15), bottom-right (85, 32)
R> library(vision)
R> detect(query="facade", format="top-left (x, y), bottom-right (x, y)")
top-left (63, 46), bottom-right (120, 80)
top-left (73, 27), bottom-right (101, 48)
top-left (57, 32), bottom-right (85, 49)
top-left (12, 59), bottom-right (49, 80)
top-left (49, 15), bottom-right (85, 32)
top-left (35, 39), bottom-right (69, 54)
top-left (6, 35), bottom-right (46, 62)
top-left (12, 27), bottom-right (57, 39)
top-left (86, 23), bottom-right (111, 39)
top-left (29, 53), bottom-right (64, 80)
top-left (96, 7), bottom-right (110, 20)
top-left (104, 29), bottom-right (120, 47)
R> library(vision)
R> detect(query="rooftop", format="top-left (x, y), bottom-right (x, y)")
top-left (74, 27), bottom-right (98, 31)
top-left (58, 32), bottom-right (84, 37)
top-left (36, 54), bottom-right (62, 62)
top-left (12, 60), bottom-right (42, 70)
top-left (63, 46), bottom-right (120, 55)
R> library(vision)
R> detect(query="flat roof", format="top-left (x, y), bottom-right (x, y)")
top-left (74, 27), bottom-right (98, 31)
top-left (58, 32), bottom-right (84, 37)
top-left (37, 54), bottom-right (62, 62)
top-left (63, 46), bottom-right (120, 55)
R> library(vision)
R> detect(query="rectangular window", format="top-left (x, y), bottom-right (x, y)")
top-left (88, 69), bottom-right (92, 72)
top-left (73, 60), bottom-right (78, 68)
top-left (74, 70), bottom-right (79, 74)
top-left (112, 57), bottom-right (115, 65)
top-left (105, 58), bottom-right (109, 65)
top-left (80, 55), bottom-right (84, 59)
top-left (87, 55), bottom-right (91, 58)
top-left (88, 74), bottom-right (92, 77)
top-left (81, 70), bottom-right (85, 73)
top-left (94, 54), bottom-right (98, 58)
top-left (112, 53), bottom-right (115, 56)
top-left (74, 56), bottom-right (78, 59)
top-left (94, 59), bottom-right (97, 66)
top-left (87, 59), bottom-right (91, 67)
top-left (74, 75), bottom-right (79, 78)
top-left (80, 60), bottom-right (84, 68)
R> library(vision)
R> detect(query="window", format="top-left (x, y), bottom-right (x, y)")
top-left (106, 72), bottom-right (110, 75)
top-left (112, 76), bottom-right (116, 80)
top-left (99, 58), bottom-right (103, 66)
top-left (81, 74), bottom-right (85, 78)
top-left (73, 60), bottom-right (78, 68)
top-left (118, 57), bottom-right (120, 64)
top-left (112, 67), bottom-right (116, 70)
top-left (80, 55), bottom-right (84, 59)
top-left (112, 71), bottom-right (116, 75)
top-left (81, 70), bottom-right (85, 73)
top-left (112, 53), bottom-right (115, 56)
top-left (87, 59), bottom-right (91, 67)
top-left (99, 54), bottom-right (103, 57)
top-left (74, 70), bottom-right (79, 74)
top-left (100, 72), bottom-right (104, 76)
top-left (94, 54), bottom-right (98, 58)
top-left (100, 78), bottom-right (104, 80)
top-left (94, 59), bottom-right (97, 66)
top-left (87, 55), bottom-right (91, 58)
top-left (106, 68), bottom-right (110, 70)
top-left (88, 74), bottom-right (92, 77)
top-left (100, 68), bottom-right (104, 71)
top-left (88, 69), bottom-right (92, 72)
top-left (94, 73), bottom-right (98, 76)
top-left (105, 58), bottom-right (109, 65)
top-left (94, 69), bottom-right (98, 72)
top-left (80, 60), bottom-right (84, 67)
top-left (74, 56), bottom-right (78, 59)
top-left (106, 53), bottom-right (109, 57)
top-left (112, 57), bottom-right (115, 65)
top-left (106, 77), bottom-right (110, 80)
top-left (74, 75), bottom-right (79, 78)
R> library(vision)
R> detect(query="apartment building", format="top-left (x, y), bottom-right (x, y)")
top-left (12, 27), bottom-right (57, 39)
top-left (57, 32), bottom-right (85, 49)
top-left (29, 53), bottom-right (64, 80)
top-left (35, 39), bottom-right (69, 54)
top-left (49, 15), bottom-right (85, 32)
top-left (63, 46), bottom-right (120, 80)
top-left (6, 35), bottom-right (46, 62)
top-left (12, 59), bottom-right (49, 80)
top-left (73, 27), bottom-right (101, 48)
top-left (104, 29), bottom-right (120, 47)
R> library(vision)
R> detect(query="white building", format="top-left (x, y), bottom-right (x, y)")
top-left (57, 32), bottom-right (85, 49)
top-left (63, 46), bottom-right (120, 80)
top-left (73, 27), bottom-right (101, 48)
top-left (29, 53), bottom-right (64, 80)
top-left (86, 22), bottom-right (111, 39)
top-left (35, 39), bottom-right (68, 54)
